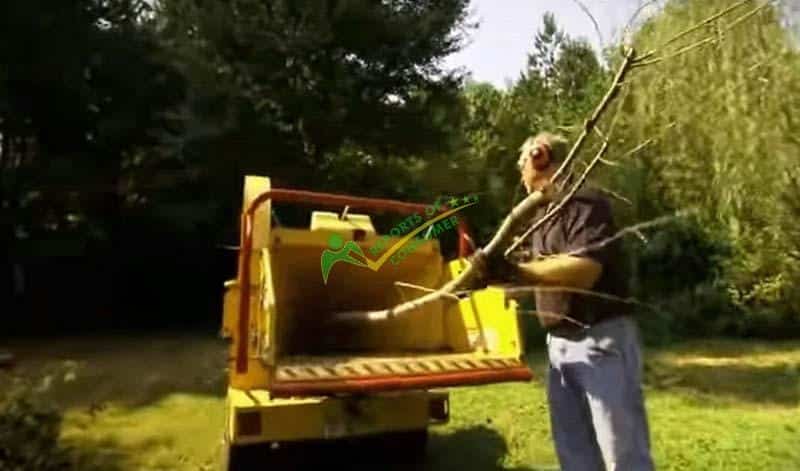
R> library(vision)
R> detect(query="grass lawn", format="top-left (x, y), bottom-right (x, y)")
top-left (2, 334), bottom-right (799, 470)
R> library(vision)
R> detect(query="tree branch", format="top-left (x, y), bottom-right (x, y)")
top-left (394, 281), bottom-right (461, 301)
top-left (661, 0), bottom-right (751, 49)
top-left (516, 309), bottom-right (589, 329)
top-left (634, 1), bottom-right (772, 67)
top-left (551, 47), bottom-right (637, 183)
top-left (327, 1), bottom-right (766, 325)
top-left (563, 210), bottom-right (693, 258)
top-left (569, 0), bottom-right (605, 49)
top-left (332, 189), bottom-right (552, 322)
top-left (507, 286), bottom-right (649, 309)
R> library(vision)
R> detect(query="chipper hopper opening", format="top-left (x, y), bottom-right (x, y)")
top-left (222, 176), bottom-right (533, 398)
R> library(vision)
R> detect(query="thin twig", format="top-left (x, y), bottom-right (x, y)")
top-left (599, 157), bottom-right (622, 167)
top-left (634, 37), bottom-right (717, 67)
top-left (633, 229), bottom-right (649, 243)
top-left (620, 138), bottom-right (655, 159)
top-left (394, 281), bottom-right (461, 301)
top-left (551, 47), bottom-right (636, 184)
top-left (593, 186), bottom-right (633, 206)
top-left (516, 309), bottom-right (589, 329)
top-left (621, 0), bottom-right (663, 48)
top-left (507, 286), bottom-right (648, 309)
top-left (569, 0), bottom-right (605, 48)
top-left (564, 210), bottom-right (693, 258)
top-left (725, 0), bottom-right (773, 30)
top-left (660, 0), bottom-right (751, 49)
top-left (593, 126), bottom-right (607, 141)
top-left (634, 1), bottom-right (772, 68)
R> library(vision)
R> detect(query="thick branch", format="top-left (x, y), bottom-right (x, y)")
top-left (332, 190), bottom-right (552, 322)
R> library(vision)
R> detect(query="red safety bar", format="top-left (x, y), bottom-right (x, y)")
top-left (270, 367), bottom-right (533, 397)
top-left (236, 188), bottom-right (475, 374)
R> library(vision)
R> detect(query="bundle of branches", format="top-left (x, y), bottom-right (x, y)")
top-left (331, 0), bottom-right (773, 324)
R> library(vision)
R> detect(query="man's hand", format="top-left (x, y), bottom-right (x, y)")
top-left (470, 249), bottom-right (519, 284)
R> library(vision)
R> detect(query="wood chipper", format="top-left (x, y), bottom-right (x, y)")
top-left (220, 175), bottom-right (533, 469)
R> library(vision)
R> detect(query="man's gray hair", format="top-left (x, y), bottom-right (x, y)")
top-left (519, 132), bottom-right (570, 163)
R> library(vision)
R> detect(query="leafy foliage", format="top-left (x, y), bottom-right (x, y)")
top-left (2, 0), bottom-right (799, 339)
top-left (0, 375), bottom-right (69, 471)
top-left (610, 0), bottom-right (800, 336)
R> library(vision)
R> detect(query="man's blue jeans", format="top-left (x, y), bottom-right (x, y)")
top-left (546, 315), bottom-right (655, 471)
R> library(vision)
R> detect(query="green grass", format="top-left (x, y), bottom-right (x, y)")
top-left (2, 335), bottom-right (799, 470)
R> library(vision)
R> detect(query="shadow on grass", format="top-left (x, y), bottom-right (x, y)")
top-left (3, 332), bottom-right (228, 409)
top-left (645, 361), bottom-right (800, 406)
top-left (423, 426), bottom-right (549, 471)
top-left (261, 426), bottom-right (550, 471)
top-left (65, 436), bottom-right (172, 471)
top-left (65, 437), bottom-right (132, 471)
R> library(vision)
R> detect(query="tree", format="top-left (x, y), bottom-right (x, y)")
top-left (606, 0), bottom-right (800, 336)
top-left (157, 0), bottom-right (472, 187)
top-left (0, 0), bottom-right (186, 322)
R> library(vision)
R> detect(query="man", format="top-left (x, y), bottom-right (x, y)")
top-left (473, 132), bottom-right (655, 471)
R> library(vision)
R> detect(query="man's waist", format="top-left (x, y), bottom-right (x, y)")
top-left (547, 311), bottom-right (628, 339)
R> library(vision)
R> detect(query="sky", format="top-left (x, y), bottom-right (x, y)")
top-left (443, 0), bottom-right (659, 88)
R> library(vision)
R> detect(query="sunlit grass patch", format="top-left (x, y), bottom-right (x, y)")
top-left (5, 335), bottom-right (798, 470)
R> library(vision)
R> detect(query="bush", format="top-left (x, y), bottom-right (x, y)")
top-left (0, 375), bottom-right (70, 471)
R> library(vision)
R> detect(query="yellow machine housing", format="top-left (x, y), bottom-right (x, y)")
top-left (220, 176), bottom-right (532, 468)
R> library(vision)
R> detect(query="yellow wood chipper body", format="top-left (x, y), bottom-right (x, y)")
top-left (220, 176), bottom-right (533, 469)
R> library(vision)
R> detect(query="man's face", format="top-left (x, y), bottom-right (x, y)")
top-left (518, 142), bottom-right (550, 193)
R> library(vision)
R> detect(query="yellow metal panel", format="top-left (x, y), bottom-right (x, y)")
top-left (221, 280), bottom-right (239, 339)
top-left (243, 176), bottom-right (271, 250)
top-left (225, 176), bottom-right (274, 391)
top-left (268, 228), bottom-right (446, 353)
top-left (260, 248), bottom-right (277, 365)
top-left (310, 211), bottom-right (376, 235)
top-left (453, 287), bottom-right (524, 357)
top-left (270, 227), bottom-right (438, 257)
top-left (227, 388), bottom-right (439, 444)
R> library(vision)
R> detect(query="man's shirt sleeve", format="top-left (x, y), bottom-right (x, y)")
top-left (563, 196), bottom-right (615, 267)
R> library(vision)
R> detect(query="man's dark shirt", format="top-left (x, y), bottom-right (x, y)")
top-left (529, 187), bottom-right (631, 331)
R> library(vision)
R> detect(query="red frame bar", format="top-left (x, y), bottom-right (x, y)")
top-left (269, 367), bottom-right (534, 397)
top-left (236, 188), bottom-right (472, 374)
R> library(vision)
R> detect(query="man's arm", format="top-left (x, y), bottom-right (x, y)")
top-left (515, 255), bottom-right (602, 290)
top-left (515, 192), bottom-right (613, 290)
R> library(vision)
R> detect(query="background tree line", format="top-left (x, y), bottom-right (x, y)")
top-left (1, 0), bottom-right (798, 341)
